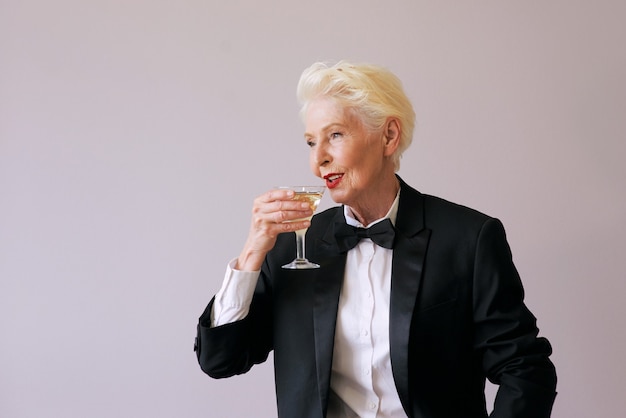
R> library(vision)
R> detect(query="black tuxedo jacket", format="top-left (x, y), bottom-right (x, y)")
top-left (196, 178), bottom-right (557, 417)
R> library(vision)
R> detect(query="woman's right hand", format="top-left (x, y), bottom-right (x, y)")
top-left (236, 188), bottom-right (313, 271)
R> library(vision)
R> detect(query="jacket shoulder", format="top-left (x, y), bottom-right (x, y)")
top-left (422, 193), bottom-right (492, 224)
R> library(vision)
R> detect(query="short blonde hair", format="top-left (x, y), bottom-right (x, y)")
top-left (297, 61), bottom-right (416, 171)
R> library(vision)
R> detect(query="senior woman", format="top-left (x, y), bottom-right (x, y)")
top-left (195, 61), bottom-right (557, 418)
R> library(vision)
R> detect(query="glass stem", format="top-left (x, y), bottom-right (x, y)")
top-left (295, 229), bottom-right (307, 261)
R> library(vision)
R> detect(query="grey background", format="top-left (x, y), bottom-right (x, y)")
top-left (1, 1), bottom-right (624, 417)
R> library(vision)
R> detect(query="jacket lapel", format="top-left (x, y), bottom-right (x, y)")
top-left (389, 179), bottom-right (431, 414)
top-left (311, 210), bottom-right (347, 414)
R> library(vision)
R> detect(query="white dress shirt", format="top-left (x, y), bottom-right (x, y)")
top-left (211, 192), bottom-right (406, 417)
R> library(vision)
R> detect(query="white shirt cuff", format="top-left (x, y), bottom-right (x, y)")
top-left (211, 258), bottom-right (260, 327)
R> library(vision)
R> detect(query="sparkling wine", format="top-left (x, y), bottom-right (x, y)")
top-left (291, 191), bottom-right (323, 222)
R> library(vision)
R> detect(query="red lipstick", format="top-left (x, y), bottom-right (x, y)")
top-left (323, 173), bottom-right (343, 189)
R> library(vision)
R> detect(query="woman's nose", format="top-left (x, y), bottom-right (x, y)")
top-left (313, 143), bottom-right (330, 167)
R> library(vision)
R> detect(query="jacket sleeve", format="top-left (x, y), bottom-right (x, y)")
top-left (472, 218), bottom-right (557, 417)
top-left (195, 271), bottom-right (274, 379)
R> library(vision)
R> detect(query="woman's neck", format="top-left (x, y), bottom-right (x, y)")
top-left (348, 175), bottom-right (400, 226)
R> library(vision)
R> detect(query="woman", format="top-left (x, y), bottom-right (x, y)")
top-left (195, 61), bottom-right (557, 418)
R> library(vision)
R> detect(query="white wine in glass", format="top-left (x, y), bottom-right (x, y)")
top-left (280, 186), bottom-right (325, 269)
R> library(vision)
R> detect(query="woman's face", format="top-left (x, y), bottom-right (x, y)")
top-left (305, 97), bottom-right (394, 208)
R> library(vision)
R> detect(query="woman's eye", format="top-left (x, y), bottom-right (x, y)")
top-left (306, 140), bottom-right (316, 147)
top-left (330, 132), bottom-right (342, 140)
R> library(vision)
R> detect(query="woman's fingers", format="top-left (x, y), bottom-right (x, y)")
top-left (252, 190), bottom-right (313, 227)
top-left (237, 189), bottom-right (314, 271)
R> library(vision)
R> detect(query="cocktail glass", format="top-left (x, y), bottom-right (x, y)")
top-left (280, 186), bottom-right (325, 269)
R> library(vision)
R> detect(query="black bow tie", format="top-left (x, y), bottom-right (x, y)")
top-left (334, 218), bottom-right (396, 252)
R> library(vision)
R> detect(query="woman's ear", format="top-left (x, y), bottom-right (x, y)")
top-left (383, 117), bottom-right (401, 157)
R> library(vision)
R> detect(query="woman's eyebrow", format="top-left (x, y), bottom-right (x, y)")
top-left (304, 123), bottom-right (346, 137)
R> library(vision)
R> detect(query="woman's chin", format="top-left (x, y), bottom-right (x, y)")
top-left (328, 189), bottom-right (349, 206)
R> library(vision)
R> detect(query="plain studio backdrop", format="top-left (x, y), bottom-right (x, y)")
top-left (1, 1), bottom-right (624, 417)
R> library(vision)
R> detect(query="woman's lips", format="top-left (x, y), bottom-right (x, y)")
top-left (324, 173), bottom-right (343, 189)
